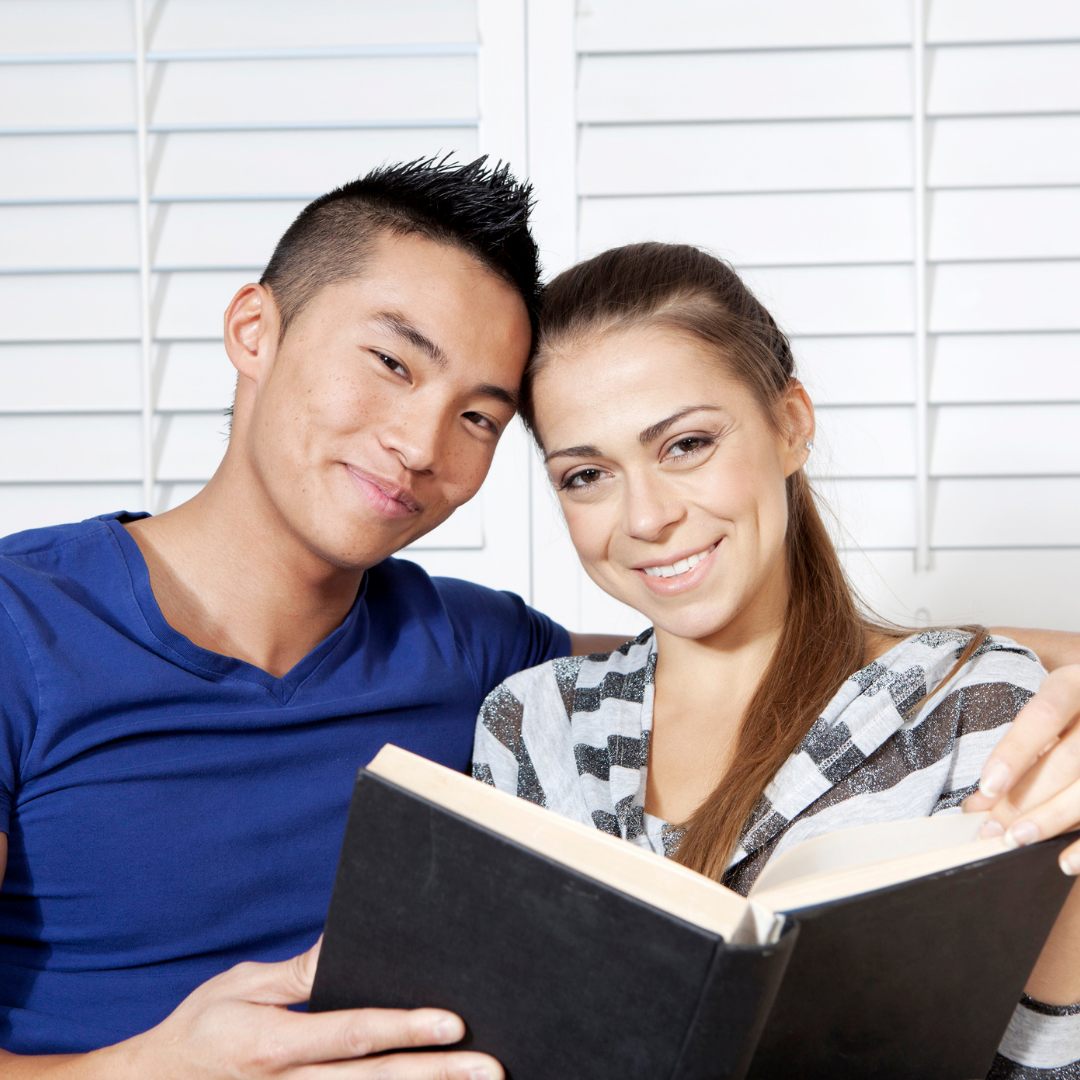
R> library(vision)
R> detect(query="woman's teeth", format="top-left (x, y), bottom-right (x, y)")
top-left (643, 543), bottom-right (716, 578)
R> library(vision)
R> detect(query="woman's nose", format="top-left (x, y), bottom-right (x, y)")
top-left (622, 472), bottom-right (684, 542)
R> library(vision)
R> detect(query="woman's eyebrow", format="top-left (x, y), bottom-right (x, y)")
top-left (544, 444), bottom-right (601, 463)
top-left (638, 405), bottom-right (722, 445)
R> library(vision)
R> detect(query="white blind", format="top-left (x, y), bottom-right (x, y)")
top-left (0, 0), bottom-right (496, 545)
top-left (2, 0), bottom-right (1078, 632)
top-left (533, 0), bottom-right (1080, 630)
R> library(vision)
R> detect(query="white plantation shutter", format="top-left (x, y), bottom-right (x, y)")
top-left (1, 0), bottom-right (1077, 631)
top-left (0, 0), bottom-right (537, 598)
top-left (522, 0), bottom-right (1080, 632)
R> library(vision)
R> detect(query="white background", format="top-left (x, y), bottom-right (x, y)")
top-left (0, 0), bottom-right (1078, 634)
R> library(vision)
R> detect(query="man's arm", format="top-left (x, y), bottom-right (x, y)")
top-left (992, 627), bottom-right (1080, 672)
top-left (0, 835), bottom-right (500, 1080)
top-left (569, 633), bottom-right (630, 656)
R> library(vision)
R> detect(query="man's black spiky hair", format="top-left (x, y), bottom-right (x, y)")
top-left (260, 154), bottom-right (540, 341)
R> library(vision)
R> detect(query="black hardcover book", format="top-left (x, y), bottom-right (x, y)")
top-left (310, 767), bottom-right (797, 1079)
top-left (311, 746), bottom-right (1075, 1080)
top-left (747, 839), bottom-right (1075, 1080)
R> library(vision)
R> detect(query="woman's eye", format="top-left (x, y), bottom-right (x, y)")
top-left (668, 436), bottom-right (711, 458)
top-left (566, 468), bottom-right (604, 489)
top-left (378, 353), bottom-right (408, 378)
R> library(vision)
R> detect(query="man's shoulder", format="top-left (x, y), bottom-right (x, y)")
top-left (0, 514), bottom-right (121, 574)
top-left (369, 558), bottom-right (571, 693)
top-left (368, 556), bottom-right (519, 618)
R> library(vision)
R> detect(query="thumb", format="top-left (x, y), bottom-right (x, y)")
top-left (222, 935), bottom-right (324, 1006)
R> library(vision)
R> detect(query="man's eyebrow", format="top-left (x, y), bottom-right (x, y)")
top-left (544, 444), bottom-right (601, 463)
top-left (373, 312), bottom-right (448, 367)
top-left (638, 405), bottom-right (722, 445)
top-left (475, 383), bottom-right (519, 410)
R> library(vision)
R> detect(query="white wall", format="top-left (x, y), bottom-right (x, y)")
top-left (1, 0), bottom-right (1078, 633)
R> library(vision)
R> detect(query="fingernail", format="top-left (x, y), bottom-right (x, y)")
top-left (468, 1069), bottom-right (494, 1080)
top-left (1061, 854), bottom-right (1079, 876)
top-left (434, 1018), bottom-right (460, 1044)
top-left (980, 761), bottom-right (1010, 799)
top-left (1004, 821), bottom-right (1040, 848)
top-left (979, 819), bottom-right (1005, 839)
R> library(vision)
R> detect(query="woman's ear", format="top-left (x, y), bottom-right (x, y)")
top-left (223, 283), bottom-right (280, 385)
top-left (780, 379), bottom-right (816, 477)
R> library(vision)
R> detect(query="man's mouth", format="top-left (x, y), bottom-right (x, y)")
top-left (640, 542), bottom-right (719, 579)
top-left (345, 465), bottom-right (421, 519)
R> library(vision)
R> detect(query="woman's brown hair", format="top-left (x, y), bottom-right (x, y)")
top-left (522, 243), bottom-right (985, 883)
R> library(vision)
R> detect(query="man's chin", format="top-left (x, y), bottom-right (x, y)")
top-left (296, 520), bottom-right (420, 575)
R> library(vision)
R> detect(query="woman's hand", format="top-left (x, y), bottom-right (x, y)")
top-left (965, 664), bottom-right (1080, 874)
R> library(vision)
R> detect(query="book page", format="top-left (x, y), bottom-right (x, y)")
top-left (751, 834), bottom-right (1009, 914)
top-left (749, 812), bottom-right (991, 895)
top-left (368, 744), bottom-right (763, 942)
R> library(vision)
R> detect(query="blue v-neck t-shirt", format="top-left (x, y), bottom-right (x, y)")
top-left (0, 512), bottom-right (570, 1053)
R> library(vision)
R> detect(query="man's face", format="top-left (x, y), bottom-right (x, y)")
top-left (242, 232), bottom-right (532, 570)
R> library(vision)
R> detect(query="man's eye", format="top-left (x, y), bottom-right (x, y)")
top-left (464, 411), bottom-right (496, 433)
top-left (379, 353), bottom-right (408, 378)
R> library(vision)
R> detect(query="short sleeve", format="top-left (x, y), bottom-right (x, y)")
top-left (433, 577), bottom-right (571, 699)
top-left (989, 995), bottom-right (1080, 1078)
top-left (920, 636), bottom-right (1046, 813)
top-left (0, 594), bottom-right (37, 834)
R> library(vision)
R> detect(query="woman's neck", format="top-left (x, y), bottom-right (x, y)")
top-left (647, 612), bottom-right (785, 825)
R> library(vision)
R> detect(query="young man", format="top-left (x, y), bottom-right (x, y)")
top-left (0, 157), bottom-right (1078, 1080)
top-left (0, 158), bottom-right (577, 1080)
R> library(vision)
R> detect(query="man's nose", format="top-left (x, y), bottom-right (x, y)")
top-left (380, 406), bottom-right (444, 474)
top-left (622, 471), bottom-right (685, 542)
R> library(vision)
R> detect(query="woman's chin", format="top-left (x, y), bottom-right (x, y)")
top-left (619, 591), bottom-right (738, 642)
top-left (651, 609), bottom-right (736, 642)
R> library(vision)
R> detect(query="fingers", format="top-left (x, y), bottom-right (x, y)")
top-left (291, 1049), bottom-right (503, 1080)
top-left (275, 1007), bottom-right (468, 1068)
top-left (980, 719), bottom-right (1080, 830)
top-left (977, 774), bottom-right (1080, 874)
top-left (974, 666), bottom-right (1080, 802)
top-left (1064, 836), bottom-right (1080, 876)
top-left (216, 937), bottom-right (323, 1006)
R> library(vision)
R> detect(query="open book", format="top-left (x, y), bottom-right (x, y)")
top-left (311, 745), bottom-right (1076, 1080)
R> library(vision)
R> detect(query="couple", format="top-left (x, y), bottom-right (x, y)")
top-left (0, 157), bottom-right (1077, 1079)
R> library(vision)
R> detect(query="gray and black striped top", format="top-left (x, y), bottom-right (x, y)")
top-left (472, 629), bottom-right (1079, 1078)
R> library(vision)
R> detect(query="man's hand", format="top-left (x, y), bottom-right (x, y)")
top-left (0, 939), bottom-right (501, 1080)
top-left (965, 664), bottom-right (1080, 876)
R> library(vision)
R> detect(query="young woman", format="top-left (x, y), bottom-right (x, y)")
top-left (471, 243), bottom-right (1080, 1077)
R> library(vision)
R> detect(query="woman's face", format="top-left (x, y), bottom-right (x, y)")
top-left (532, 325), bottom-right (814, 643)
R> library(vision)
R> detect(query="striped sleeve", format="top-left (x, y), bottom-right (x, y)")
top-left (988, 996), bottom-right (1080, 1078)
top-left (471, 681), bottom-right (546, 805)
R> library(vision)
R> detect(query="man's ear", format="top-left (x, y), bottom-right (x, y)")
top-left (223, 283), bottom-right (280, 385)
top-left (780, 378), bottom-right (816, 478)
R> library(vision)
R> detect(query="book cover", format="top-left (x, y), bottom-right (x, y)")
top-left (310, 772), bottom-right (796, 1080)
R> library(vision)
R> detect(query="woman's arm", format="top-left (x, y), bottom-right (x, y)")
top-left (1025, 878), bottom-right (1080, 1005)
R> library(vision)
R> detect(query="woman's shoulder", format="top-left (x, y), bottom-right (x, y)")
top-left (479, 627), bottom-right (657, 720)
top-left (854, 629), bottom-right (1045, 737)
top-left (874, 629), bottom-right (1044, 692)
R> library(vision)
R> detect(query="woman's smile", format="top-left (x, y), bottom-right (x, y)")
top-left (633, 540), bottom-right (721, 594)
top-left (534, 324), bottom-right (807, 644)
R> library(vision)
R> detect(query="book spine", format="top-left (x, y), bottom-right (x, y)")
top-left (670, 918), bottom-right (799, 1080)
